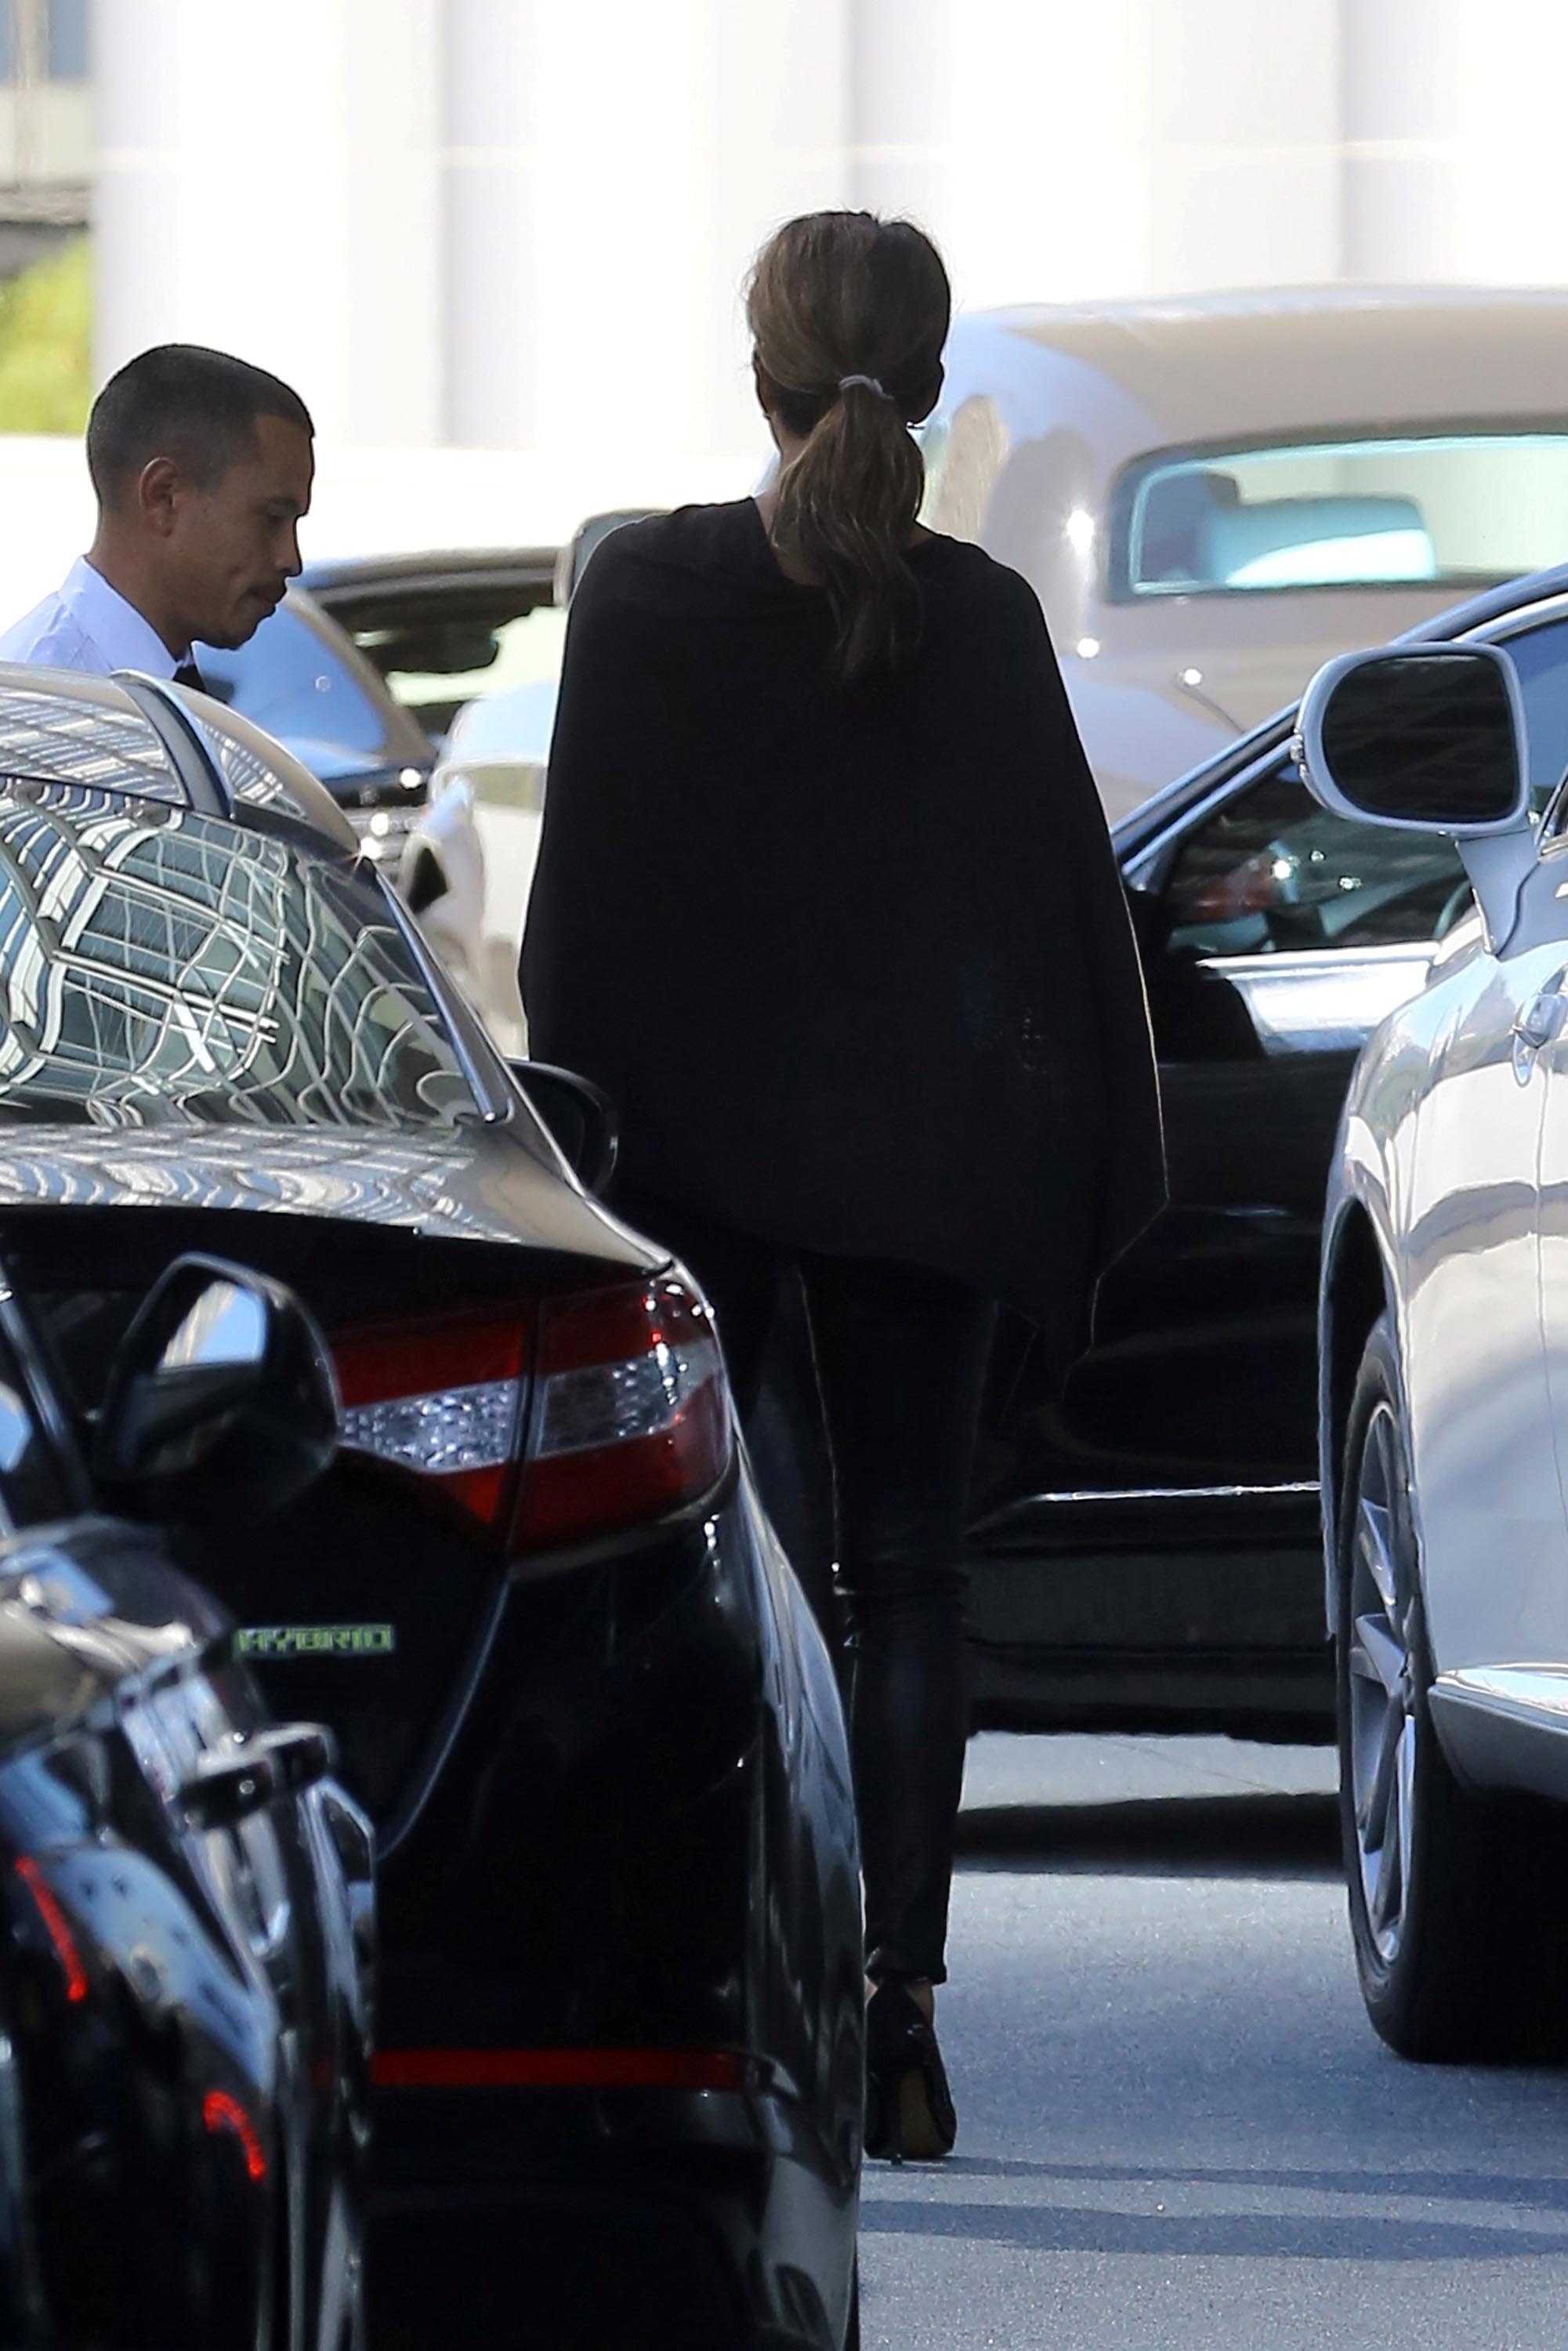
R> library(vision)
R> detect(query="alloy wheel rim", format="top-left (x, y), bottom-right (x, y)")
top-left (1347, 1397), bottom-right (1418, 1966)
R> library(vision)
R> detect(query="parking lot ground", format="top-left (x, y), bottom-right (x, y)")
top-left (860, 1735), bottom-right (1568, 2351)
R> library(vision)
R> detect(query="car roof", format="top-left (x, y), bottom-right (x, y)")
top-left (954, 286), bottom-right (1568, 449)
top-left (301, 549), bottom-right (557, 600)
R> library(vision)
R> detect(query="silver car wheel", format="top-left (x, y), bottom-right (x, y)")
top-left (1347, 1396), bottom-right (1418, 1965)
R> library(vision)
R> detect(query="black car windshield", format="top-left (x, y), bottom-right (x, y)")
top-left (0, 788), bottom-right (476, 1130)
top-left (196, 601), bottom-right (393, 772)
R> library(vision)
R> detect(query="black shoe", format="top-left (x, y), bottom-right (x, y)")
top-left (864, 1979), bottom-right (956, 2161)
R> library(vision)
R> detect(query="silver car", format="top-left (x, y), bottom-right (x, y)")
top-left (927, 286), bottom-right (1568, 817)
top-left (1304, 632), bottom-right (1568, 2062)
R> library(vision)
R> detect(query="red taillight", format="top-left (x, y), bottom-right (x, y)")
top-left (333, 1306), bottom-right (534, 1536)
top-left (513, 1277), bottom-right (731, 1552)
top-left (203, 2088), bottom-right (267, 2181)
top-left (332, 1275), bottom-right (731, 1555)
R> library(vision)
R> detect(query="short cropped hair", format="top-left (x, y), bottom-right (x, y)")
top-left (86, 344), bottom-right (313, 505)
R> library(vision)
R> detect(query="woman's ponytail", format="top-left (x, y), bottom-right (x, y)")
top-left (747, 213), bottom-right (951, 680)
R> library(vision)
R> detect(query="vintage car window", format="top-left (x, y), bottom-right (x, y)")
top-left (0, 788), bottom-right (477, 1130)
top-left (1117, 430), bottom-right (1568, 599)
top-left (1162, 761), bottom-right (1467, 958)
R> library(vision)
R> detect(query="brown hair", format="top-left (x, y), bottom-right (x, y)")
top-left (747, 212), bottom-right (951, 679)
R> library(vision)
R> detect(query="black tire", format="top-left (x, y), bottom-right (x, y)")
top-left (1337, 1314), bottom-right (1568, 2059)
top-left (842, 2260), bottom-right (860, 2351)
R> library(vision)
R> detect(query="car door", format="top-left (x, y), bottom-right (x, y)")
top-left (974, 743), bottom-right (1469, 1523)
top-left (1397, 887), bottom-right (1567, 1679)
top-left (1512, 809), bottom-right (1568, 1668)
top-left (977, 603), bottom-right (1568, 1538)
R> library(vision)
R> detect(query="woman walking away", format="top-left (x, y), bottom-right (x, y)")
top-left (521, 211), bottom-right (1165, 2160)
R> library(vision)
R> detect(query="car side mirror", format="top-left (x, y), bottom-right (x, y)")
top-left (94, 1255), bottom-right (339, 1527)
top-left (510, 1061), bottom-right (619, 1195)
top-left (553, 509), bottom-right (664, 607)
top-left (1296, 642), bottom-right (1534, 948)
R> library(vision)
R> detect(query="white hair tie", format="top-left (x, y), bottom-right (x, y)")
top-left (838, 374), bottom-right (891, 400)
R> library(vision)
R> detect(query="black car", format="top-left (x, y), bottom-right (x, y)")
top-left (301, 546), bottom-right (559, 741)
top-left (0, 1246), bottom-right (374, 2349)
top-left (193, 546), bottom-right (560, 816)
top-left (0, 667), bottom-right (863, 2351)
top-left (193, 585), bottom-right (440, 876)
top-left (954, 560), bottom-right (1568, 1741)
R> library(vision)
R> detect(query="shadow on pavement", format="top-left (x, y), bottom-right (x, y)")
top-left (856, 2193), bottom-right (1568, 2262)
top-left (954, 1791), bottom-right (1339, 1879)
top-left (935, 2154), bottom-right (1568, 2206)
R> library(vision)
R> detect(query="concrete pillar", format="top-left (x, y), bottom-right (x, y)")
top-left (441, 0), bottom-right (537, 450)
top-left (440, 0), bottom-right (847, 484)
top-left (92, 0), bottom-right (441, 444)
top-left (1339, 0), bottom-right (1462, 280)
top-left (848, 0), bottom-right (958, 248)
top-left (849, 0), bottom-right (1342, 313)
top-left (92, 0), bottom-right (182, 374)
top-left (1450, 0), bottom-right (1568, 284)
top-left (1135, 0), bottom-right (1342, 292)
top-left (847, 0), bottom-right (1146, 310)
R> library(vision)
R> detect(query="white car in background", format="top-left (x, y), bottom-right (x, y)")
top-left (928, 285), bottom-right (1568, 818)
top-left (429, 516), bottom-right (656, 1051)
top-left (433, 678), bottom-right (556, 1052)
top-left (1304, 635), bottom-right (1568, 2063)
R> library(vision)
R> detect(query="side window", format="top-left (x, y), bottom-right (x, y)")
top-left (1495, 614), bottom-right (1568, 828)
top-left (1161, 761), bottom-right (1467, 958)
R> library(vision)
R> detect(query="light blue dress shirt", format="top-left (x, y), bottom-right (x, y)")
top-left (0, 555), bottom-right (180, 679)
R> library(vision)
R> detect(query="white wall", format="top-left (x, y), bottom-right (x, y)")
top-left (94, 0), bottom-right (443, 444)
top-left (84, 0), bottom-right (1568, 551)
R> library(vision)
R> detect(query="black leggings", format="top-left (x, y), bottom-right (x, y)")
top-left (620, 1188), bottom-right (995, 1987)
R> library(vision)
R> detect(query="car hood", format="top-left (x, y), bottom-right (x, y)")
top-left (0, 1118), bottom-right (658, 1273)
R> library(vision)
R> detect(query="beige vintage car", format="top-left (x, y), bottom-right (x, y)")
top-left (925, 286), bottom-right (1568, 817)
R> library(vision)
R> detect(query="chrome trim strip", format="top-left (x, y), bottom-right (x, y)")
top-left (1014, 1480), bottom-right (1320, 1505)
top-left (1433, 1665), bottom-right (1568, 1722)
top-left (1200, 942), bottom-right (1438, 977)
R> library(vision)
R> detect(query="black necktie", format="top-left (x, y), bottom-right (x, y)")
top-left (172, 656), bottom-right (203, 694)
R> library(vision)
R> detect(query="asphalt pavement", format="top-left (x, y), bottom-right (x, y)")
top-left (860, 1734), bottom-right (1568, 2351)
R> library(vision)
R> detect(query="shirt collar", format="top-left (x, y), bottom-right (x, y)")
top-left (60, 556), bottom-right (183, 679)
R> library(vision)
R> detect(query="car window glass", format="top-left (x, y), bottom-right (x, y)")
top-left (1161, 761), bottom-right (1467, 957)
top-left (0, 789), bottom-right (476, 1130)
top-left (0, 682), bottom-right (181, 799)
top-left (1494, 613), bottom-right (1568, 824)
top-left (196, 604), bottom-right (391, 766)
top-left (1117, 431), bottom-right (1568, 600)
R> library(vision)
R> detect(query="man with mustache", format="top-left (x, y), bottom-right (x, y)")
top-left (0, 342), bottom-right (313, 688)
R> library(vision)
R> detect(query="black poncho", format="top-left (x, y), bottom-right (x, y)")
top-left (521, 500), bottom-right (1165, 1375)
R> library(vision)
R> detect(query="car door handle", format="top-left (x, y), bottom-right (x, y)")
top-left (1513, 990), bottom-right (1568, 1052)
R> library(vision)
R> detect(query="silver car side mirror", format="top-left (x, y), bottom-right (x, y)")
top-left (1296, 642), bottom-right (1534, 950)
